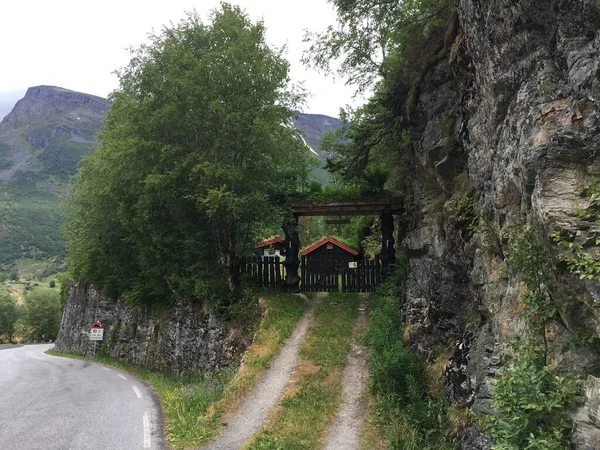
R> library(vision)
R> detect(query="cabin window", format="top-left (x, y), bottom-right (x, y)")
top-left (326, 243), bottom-right (333, 250)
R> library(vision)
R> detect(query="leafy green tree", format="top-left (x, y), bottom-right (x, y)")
top-left (66, 4), bottom-right (309, 312)
top-left (21, 288), bottom-right (61, 342)
top-left (304, 0), bottom-right (454, 199)
top-left (0, 290), bottom-right (19, 343)
top-left (303, 0), bottom-right (453, 93)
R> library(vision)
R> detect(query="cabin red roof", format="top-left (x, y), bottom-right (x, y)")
top-left (300, 236), bottom-right (359, 257)
top-left (256, 235), bottom-right (285, 248)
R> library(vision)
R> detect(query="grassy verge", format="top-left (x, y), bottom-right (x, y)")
top-left (360, 258), bottom-right (456, 450)
top-left (48, 290), bottom-right (308, 449)
top-left (46, 348), bottom-right (233, 448)
top-left (246, 293), bottom-right (359, 450)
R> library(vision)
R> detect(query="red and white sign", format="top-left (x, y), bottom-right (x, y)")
top-left (90, 318), bottom-right (104, 341)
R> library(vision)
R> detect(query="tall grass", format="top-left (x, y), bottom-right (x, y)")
top-left (363, 254), bottom-right (455, 450)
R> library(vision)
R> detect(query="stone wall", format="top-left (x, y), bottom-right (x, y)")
top-left (55, 283), bottom-right (245, 375)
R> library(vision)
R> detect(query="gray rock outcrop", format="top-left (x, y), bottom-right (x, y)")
top-left (401, 0), bottom-right (600, 448)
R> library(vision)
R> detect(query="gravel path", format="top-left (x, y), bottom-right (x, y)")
top-left (322, 295), bottom-right (369, 450)
top-left (202, 298), bottom-right (316, 450)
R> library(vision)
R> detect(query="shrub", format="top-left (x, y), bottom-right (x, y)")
top-left (21, 288), bottom-right (62, 342)
top-left (481, 342), bottom-right (582, 450)
top-left (366, 254), bottom-right (453, 449)
top-left (0, 290), bottom-right (19, 342)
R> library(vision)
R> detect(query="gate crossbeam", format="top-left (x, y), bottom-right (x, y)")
top-left (293, 199), bottom-right (402, 217)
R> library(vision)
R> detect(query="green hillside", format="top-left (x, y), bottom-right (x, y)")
top-left (0, 86), bottom-right (109, 277)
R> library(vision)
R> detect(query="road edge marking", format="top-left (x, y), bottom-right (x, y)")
top-left (143, 412), bottom-right (151, 448)
top-left (117, 374), bottom-right (127, 380)
top-left (132, 385), bottom-right (143, 399)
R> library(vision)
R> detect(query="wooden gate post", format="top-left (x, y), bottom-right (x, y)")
top-left (283, 213), bottom-right (300, 292)
top-left (380, 210), bottom-right (396, 277)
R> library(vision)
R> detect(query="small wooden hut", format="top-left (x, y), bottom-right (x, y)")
top-left (300, 236), bottom-right (359, 262)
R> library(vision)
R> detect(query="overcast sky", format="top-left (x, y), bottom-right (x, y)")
top-left (0, 0), bottom-right (361, 121)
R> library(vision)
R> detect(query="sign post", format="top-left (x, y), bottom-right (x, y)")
top-left (89, 318), bottom-right (104, 357)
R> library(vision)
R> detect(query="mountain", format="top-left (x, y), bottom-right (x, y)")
top-left (0, 86), bottom-right (109, 181)
top-left (0, 86), bottom-right (109, 277)
top-left (0, 86), bottom-right (340, 277)
top-left (291, 113), bottom-right (342, 184)
top-left (291, 113), bottom-right (342, 156)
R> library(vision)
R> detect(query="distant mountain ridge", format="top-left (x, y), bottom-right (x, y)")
top-left (0, 86), bottom-right (109, 182)
top-left (0, 86), bottom-right (341, 276)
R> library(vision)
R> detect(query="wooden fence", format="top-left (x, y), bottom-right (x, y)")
top-left (239, 255), bottom-right (382, 292)
top-left (239, 256), bottom-right (285, 287)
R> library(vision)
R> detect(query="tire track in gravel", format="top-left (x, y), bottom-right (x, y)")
top-left (202, 297), bottom-right (316, 450)
top-left (322, 294), bottom-right (369, 450)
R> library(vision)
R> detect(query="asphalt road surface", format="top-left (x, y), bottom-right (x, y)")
top-left (0, 344), bottom-right (164, 450)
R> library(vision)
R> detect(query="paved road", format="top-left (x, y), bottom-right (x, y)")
top-left (0, 344), bottom-right (164, 450)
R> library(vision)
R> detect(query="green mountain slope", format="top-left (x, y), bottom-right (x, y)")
top-left (0, 87), bottom-right (340, 278)
top-left (0, 86), bottom-right (109, 276)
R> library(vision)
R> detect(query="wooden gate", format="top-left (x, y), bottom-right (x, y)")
top-left (300, 256), bottom-right (381, 293)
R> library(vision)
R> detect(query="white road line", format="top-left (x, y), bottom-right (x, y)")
top-left (132, 385), bottom-right (142, 398)
top-left (117, 374), bottom-right (127, 381)
top-left (143, 413), bottom-right (151, 448)
top-left (102, 367), bottom-right (110, 371)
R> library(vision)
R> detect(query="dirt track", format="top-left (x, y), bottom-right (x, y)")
top-left (202, 298), bottom-right (316, 450)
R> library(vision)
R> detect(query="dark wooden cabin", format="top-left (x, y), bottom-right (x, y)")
top-left (300, 236), bottom-right (359, 262)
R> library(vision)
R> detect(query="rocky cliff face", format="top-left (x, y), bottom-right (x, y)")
top-left (56, 283), bottom-right (246, 375)
top-left (403, 0), bottom-right (600, 448)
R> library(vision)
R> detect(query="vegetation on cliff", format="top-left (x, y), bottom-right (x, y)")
top-left (304, 0), bottom-right (455, 199)
top-left (305, 0), bottom-right (600, 448)
top-left (65, 4), bottom-right (309, 313)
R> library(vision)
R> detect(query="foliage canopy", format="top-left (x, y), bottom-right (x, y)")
top-left (66, 4), bottom-right (309, 311)
top-left (304, 0), bottom-right (455, 206)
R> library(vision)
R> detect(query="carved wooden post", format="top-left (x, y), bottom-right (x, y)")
top-left (283, 213), bottom-right (300, 292)
top-left (380, 210), bottom-right (396, 277)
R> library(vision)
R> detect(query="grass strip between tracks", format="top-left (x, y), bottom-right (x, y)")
top-left (245, 293), bottom-right (359, 450)
top-left (47, 290), bottom-right (307, 450)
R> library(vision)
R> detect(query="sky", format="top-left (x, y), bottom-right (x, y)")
top-left (0, 0), bottom-right (361, 121)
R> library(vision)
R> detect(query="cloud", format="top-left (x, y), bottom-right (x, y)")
top-left (0, 0), bottom-right (358, 119)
